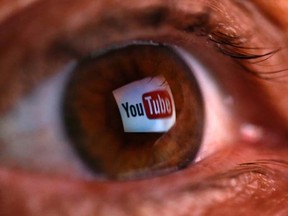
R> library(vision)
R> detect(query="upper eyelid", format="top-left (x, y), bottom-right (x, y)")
top-left (128, 8), bottom-right (285, 82)
top-left (56, 2), bottom-right (283, 78)
top-left (51, 9), bottom-right (288, 86)
top-left (172, 6), bottom-right (286, 81)
top-left (162, 6), bottom-right (285, 80)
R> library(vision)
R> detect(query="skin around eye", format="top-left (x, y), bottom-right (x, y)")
top-left (0, 0), bottom-right (288, 216)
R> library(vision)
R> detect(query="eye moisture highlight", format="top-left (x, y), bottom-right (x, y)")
top-left (62, 44), bottom-right (204, 180)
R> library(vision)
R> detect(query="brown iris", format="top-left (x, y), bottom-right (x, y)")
top-left (62, 44), bottom-right (204, 180)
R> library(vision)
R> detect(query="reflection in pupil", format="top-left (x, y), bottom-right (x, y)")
top-left (62, 43), bottom-right (204, 180)
top-left (113, 76), bottom-right (176, 133)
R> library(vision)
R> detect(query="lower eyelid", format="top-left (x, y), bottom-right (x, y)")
top-left (1, 144), bottom-right (287, 215)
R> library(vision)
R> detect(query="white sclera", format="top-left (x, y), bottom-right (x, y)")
top-left (113, 76), bottom-right (176, 133)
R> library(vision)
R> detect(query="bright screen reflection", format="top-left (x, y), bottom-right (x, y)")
top-left (113, 76), bottom-right (176, 132)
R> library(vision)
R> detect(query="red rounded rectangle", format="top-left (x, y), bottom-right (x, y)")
top-left (142, 90), bottom-right (173, 119)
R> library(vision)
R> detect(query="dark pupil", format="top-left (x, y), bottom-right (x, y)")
top-left (62, 44), bottom-right (204, 180)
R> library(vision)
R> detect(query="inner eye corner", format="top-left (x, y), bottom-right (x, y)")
top-left (59, 42), bottom-right (205, 181)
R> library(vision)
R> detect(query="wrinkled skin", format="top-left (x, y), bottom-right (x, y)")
top-left (0, 0), bottom-right (288, 215)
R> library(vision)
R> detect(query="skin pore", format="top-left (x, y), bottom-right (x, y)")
top-left (0, 0), bottom-right (288, 215)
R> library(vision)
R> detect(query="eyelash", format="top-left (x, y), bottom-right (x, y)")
top-left (180, 8), bottom-right (288, 82)
top-left (208, 30), bottom-right (286, 79)
top-left (208, 30), bottom-right (277, 60)
top-left (54, 7), bottom-right (283, 82)
top-left (201, 22), bottom-right (288, 82)
top-left (172, 9), bottom-right (284, 80)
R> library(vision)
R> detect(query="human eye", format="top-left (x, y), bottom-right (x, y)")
top-left (0, 0), bottom-right (288, 215)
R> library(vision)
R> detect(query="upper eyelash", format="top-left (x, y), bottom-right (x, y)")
top-left (173, 8), bottom-right (286, 80)
top-left (206, 28), bottom-right (288, 80)
top-left (209, 31), bottom-right (278, 60)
